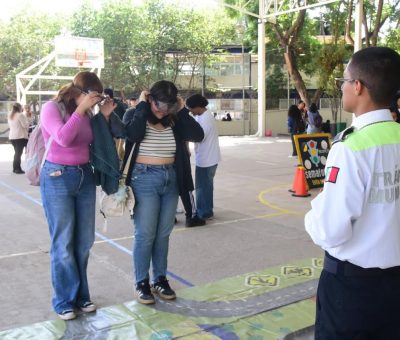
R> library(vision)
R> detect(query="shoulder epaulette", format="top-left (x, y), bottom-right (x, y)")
top-left (332, 126), bottom-right (354, 144)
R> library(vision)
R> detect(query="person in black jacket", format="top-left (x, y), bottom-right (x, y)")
top-left (123, 80), bottom-right (204, 305)
top-left (287, 104), bottom-right (304, 157)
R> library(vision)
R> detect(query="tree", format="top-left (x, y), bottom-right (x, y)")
top-left (344, 0), bottom-right (400, 47)
top-left (0, 13), bottom-right (63, 99)
top-left (224, 0), bottom-right (400, 109)
top-left (70, 0), bottom-right (236, 94)
top-left (225, 1), bottom-right (322, 105)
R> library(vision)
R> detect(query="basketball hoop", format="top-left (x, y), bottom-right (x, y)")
top-left (55, 36), bottom-right (104, 69)
top-left (74, 48), bottom-right (87, 67)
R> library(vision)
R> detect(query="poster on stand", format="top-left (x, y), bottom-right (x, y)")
top-left (294, 133), bottom-right (331, 189)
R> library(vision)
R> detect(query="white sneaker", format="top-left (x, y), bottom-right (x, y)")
top-left (80, 302), bottom-right (97, 313)
top-left (58, 310), bottom-right (77, 320)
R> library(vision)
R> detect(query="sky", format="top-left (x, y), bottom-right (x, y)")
top-left (0, 0), bottom-right (222, 21)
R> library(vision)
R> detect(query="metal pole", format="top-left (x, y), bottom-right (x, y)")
top-left (257, 0), bottom-right (266, 137)
top-left (287, 71), bottom-right (290, 108)
top-left (202, 57), bottom-right (206, 97)
top-left (242, 43), bottom-right (245, 135)
top-left (249, 55), bottom-right (252, 133)
top-left (354, 0), bottom-right (363, 52)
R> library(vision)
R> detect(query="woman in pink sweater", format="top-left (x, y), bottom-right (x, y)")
top-left (40, 71), bottom-right (115, 321)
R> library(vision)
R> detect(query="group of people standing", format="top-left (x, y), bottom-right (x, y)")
top-left (287, 100), bottom-right (323, 157)
top-left (24, 72), bottom-right (220, 319)
top-left (7, 103), bottom-right (37, 173)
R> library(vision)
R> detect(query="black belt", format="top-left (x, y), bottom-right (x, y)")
top-left (324, 252), bottom-right (400, 277)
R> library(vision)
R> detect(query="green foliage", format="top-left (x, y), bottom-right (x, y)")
top-left (385, 28), bottom-right (400, 53)
top-left (0, 0), bottom-right (236, 99)
top-left (69, 0), bottom-right (236, 93)
top-left (266, 64), bottom-right (286, 109)
top-left (0, 13), bottom-right (63, 99)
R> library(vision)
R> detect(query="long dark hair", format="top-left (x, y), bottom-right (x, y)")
top-left (9, 103), bottom-right (22, 120)
top-left (53, 71), bottom-right (103, 114)
top-left (288, 105), bottom-right (301, 118)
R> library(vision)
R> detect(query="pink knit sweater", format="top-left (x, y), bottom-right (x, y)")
top-left (40, 101), bottom-right (93, 165)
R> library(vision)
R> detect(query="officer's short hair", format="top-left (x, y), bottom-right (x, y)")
top-left (349, 47), bottom-right (400, 106)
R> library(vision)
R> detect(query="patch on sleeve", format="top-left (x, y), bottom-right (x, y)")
top-left (325, 166), bottom-right (340, 183)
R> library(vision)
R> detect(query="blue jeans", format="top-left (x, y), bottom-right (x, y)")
top-left (130, 164), bottom-right (179, 283)
top-left (40, 161), bottom-right (95, 313)
top-left (195, 164), bottom-right (218, 219)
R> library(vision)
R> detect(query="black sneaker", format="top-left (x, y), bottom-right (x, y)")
top-left (135, 279), bottom-right (155, 305)
top-left (57, 309), bottom-right (76, 321)
top-left (151, 276), bottom-right (176, 300)
top-left (186, 215), bottom-right (206, 227)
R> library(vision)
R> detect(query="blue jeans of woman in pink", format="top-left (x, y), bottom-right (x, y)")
top-left (40, 161), bottom-right (95, 313)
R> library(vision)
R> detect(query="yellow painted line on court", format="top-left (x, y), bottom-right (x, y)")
top-left (258, 184), bottom-right (305, 216)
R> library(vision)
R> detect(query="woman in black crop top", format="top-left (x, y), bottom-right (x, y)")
top-left (124, 80), bottom-right (204, 304)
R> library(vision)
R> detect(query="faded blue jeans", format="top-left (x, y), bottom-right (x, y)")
top-left (130, 163), bottom-right (179, 283)
top-left (195, 164), bottom-right (218, 219)
top-left (40, 161), bottom-right (95, 313)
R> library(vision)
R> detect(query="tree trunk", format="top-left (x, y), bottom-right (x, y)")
top-left (312, 88), bottom-right (323, 105)
top-left (370, 0), bottom-right (384, 46)
top-left (283, 49), bottom-right (309, 105)
top-left (362, 9), bottom-right (370, 47)
top-left (344, 0), bottom-right (355, 45)
top-left (272, 10), bottom-right (309, 105)
top-left (188, 55), bottom-right (199, 89)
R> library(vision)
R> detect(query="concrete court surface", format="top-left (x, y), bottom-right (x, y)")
top-left (0, 135), bottom-right (323, 334)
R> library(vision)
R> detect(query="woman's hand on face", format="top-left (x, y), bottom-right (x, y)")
top-left (138, 90), bottom-right (150, 104)
top-left (76, 92), bottom-right (102, 116)
top-left (99, 97), bottom-right (117, 120)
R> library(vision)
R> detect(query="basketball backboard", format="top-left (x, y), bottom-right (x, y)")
top-left (55, 36), bottom-right (104, 68)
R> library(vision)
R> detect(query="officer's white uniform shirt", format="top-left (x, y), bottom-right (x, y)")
top-left (305, 109), bottom-right (400, 269)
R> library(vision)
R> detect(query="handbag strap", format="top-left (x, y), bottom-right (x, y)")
top-left (121, 144), bottom-right (135, 178)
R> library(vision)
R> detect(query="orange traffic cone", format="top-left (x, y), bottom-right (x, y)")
top-left (288, 166), bottom-right (301, 193)
top-left (292, 166), bottom-right (311, 197)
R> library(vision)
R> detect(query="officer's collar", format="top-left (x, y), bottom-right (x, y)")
top-left (352, 109), bottom-right (393, 131)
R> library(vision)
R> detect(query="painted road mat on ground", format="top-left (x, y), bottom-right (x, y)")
top-left (0, 258), bottom-right (322, 339)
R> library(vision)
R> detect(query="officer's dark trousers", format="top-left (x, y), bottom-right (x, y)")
top-left (315, 264), bottom-right (400, 339)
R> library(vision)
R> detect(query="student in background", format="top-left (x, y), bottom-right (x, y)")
top-left (306, 103), bottom-right (322, 134)
top-left (23, 104), bottom-right (37, 134)
top-left (287, 104), bottom-right (304, 157)
top-left (186, 94), bottom-right (221, 221)
top-left (8, 102), bottom-right (29, 174)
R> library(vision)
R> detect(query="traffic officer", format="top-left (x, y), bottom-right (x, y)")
top-left (305, 47), bottom-right (400, 339)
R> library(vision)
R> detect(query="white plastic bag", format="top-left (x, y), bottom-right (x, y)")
top-left (99, 180), bottom-right (135, 218)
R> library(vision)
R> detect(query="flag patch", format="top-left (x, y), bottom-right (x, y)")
top-left (325, 166), bottom-right (340, 183)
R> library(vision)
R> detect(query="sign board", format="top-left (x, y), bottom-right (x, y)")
top-left (55, 36), bottom-right (104, 68)
top-left (294, 133), bottom-right (331, 189)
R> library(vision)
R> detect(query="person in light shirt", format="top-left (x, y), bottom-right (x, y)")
top-left (186, 94), bottom-right (221, 221)
top-left (305, 47), bottom-right (400, 338)
top-left (7, 102), bottom-right (29, 174)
